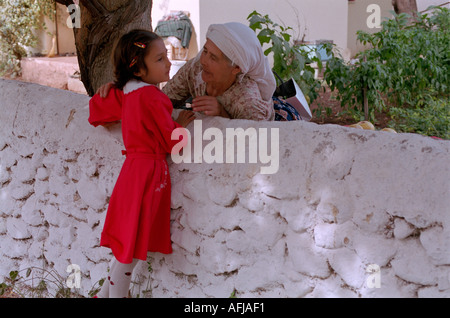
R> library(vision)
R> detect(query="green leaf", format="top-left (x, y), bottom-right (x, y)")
top-left (263, 47), bottom-right (272, 56)
top-left (9, 270), bottom-right (19, 281)
top-left (257, 28), bottom-right (272, 44)
top-left (282, 32), bottom-right (291, 42)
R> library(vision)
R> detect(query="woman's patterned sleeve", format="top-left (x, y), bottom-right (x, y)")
top-left (224, 79), bottom-right (275, 121)
top-left (162, 59), bottom-right (195, 104)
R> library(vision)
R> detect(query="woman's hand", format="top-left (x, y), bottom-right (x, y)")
top-left (97, 82), bottom-right (115, 98)
top-left (192, 96), bottom-right (230, 118)
top-left (176, 110), bottom-right (196, 128)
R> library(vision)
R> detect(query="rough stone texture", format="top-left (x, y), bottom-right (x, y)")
top-left (0, 79), bottom-right (449, 298)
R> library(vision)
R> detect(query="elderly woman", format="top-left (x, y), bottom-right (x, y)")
top-left (165, 22), bottom-right (276, 121)
top-left (99, 22), bottom-right (299, 121)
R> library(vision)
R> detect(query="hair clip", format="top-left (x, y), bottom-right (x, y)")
top-left (134, 42), bottom-right (147, 49)
top-left (129, 56), bottom-right (138, 68)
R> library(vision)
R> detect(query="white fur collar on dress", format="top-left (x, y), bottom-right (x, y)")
top-left (123, 80), bottom-right (154, 95)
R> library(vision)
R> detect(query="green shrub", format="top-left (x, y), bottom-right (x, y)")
top-left (247, 10), bottom-right (322, 104)
top-left (0, 0), bottom-right (54, 77)
top-left (389, 96), bottom-right (449, 139)
top-left (323, 6), bottom-right (449, 138)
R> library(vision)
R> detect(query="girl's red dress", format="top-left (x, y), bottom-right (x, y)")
top-left (89, 80), bottom-right (183, 264)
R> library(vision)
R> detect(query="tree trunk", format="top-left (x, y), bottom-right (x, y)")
top-left (392, 0), bottom-right (418, 17)
top-left (55, 0), bottom-right (153, 96)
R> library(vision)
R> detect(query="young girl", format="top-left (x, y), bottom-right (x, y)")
top-left (88, 30), bottom-right (195, 298)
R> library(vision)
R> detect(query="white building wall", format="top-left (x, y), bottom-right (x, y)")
top-left (417, 0), bottom-right (449, 11)
top-left (199, 0), bottom-right (348, 50)
top-left (347, 0), bottom-right (393, 58)
top-left (152, 0), bottom-right (349, 58)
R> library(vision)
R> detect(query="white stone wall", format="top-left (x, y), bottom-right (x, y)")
top-left (0, 79), bottom-right (449, 298)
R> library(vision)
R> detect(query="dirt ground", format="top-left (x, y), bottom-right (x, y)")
top-left (309, 87), bottom-right (392, 129)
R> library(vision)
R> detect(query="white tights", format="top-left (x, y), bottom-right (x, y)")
top-left (96, 257), bottom-right (140, 298)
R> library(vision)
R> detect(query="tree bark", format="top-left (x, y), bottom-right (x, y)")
top-left (55, 0), bottom-right (153, 96)
top-left (392, 0), bottom-right (418, 17)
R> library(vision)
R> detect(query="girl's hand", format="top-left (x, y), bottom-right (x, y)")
top-left (192, 96), bottom-right (230, 118)
top-left (97, 82), bottom-right (115, 98)
top-left (176, 110), bottom-right (196, 128)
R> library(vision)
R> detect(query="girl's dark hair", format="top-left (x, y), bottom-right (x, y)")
top-left (113, 29), bottom-right (161, 90)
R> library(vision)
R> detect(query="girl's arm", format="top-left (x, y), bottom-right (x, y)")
top-left (88, 88), bottom-right (124, 127)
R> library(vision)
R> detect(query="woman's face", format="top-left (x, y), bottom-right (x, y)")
top-left (200, 39), bottom-right (240, 86)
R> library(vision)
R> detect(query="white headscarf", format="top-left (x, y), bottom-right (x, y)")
top-left (206, 22), bottom-right (276, 101)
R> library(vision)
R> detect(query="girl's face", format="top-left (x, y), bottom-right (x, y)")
top-left (135, 38), bottom-right (171, 85)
